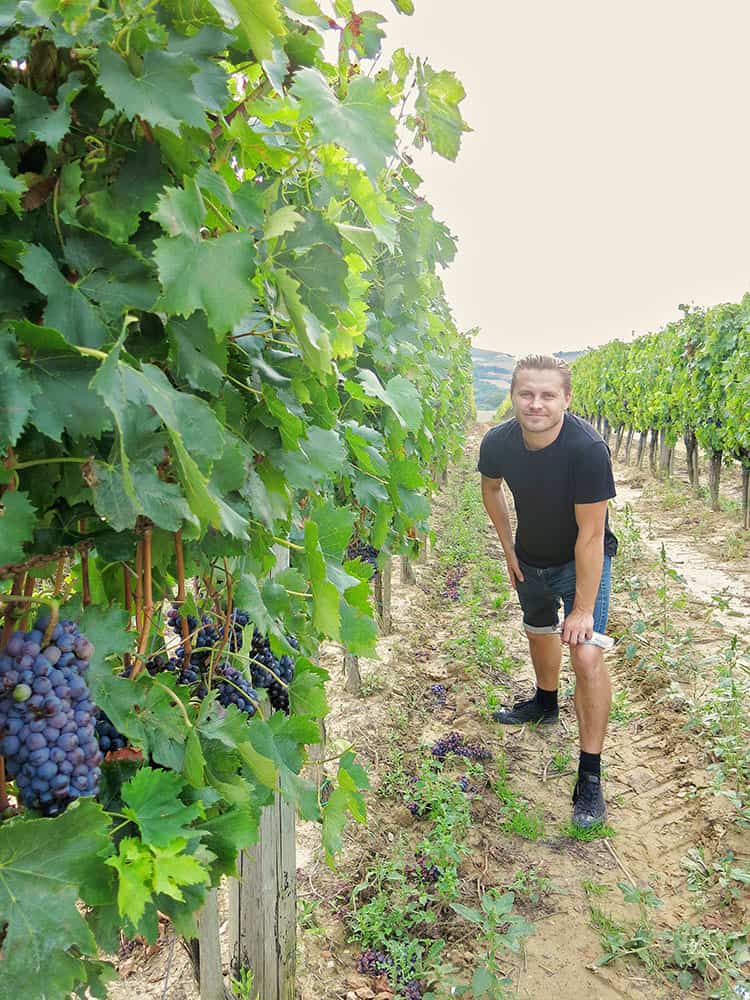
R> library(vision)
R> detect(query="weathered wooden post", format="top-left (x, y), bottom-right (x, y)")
top-left (227, 542), bottom-right (296, 1000)
top-left (344, 651), bottom-right (362, 694)
top-left (195, 893), bottom-right (226, 1000)
top-left (373, 556), bottom-right (392, 634)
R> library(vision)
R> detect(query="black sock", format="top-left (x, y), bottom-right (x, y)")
top-left (579, 750), bottom-right (601, 778)
top-left (535, 686), bottom-right (558, 712)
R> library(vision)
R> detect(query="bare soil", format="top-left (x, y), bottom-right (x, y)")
top-left (110, 426), bottom-right (750, 1000)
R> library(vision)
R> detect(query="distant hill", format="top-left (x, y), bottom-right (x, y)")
top-left (471, 347), bottom-right (586, 415)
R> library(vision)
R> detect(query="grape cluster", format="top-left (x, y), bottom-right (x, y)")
top-left (403, 981), bottom-right (424, 999)
top-left (159, 608), bottom-right (295, 715)
top-left (431, 731), bottom-right (493, 762)
top-left (95, 712), bottom-right (127, 754)
top-left (0, 619), bottom-right (102, 816)
top-left (429, 683), bottom-right (447, 705)
top-left (214, 664), bottom-right (258, 716)
top-left (415, 854), bottom-right (441, 884)
top-left (346, 539), bottom-right (379, 569)
top-left (248, 629), bottom-right (297, 713)
top-left (442, 567), bottom-right (465, 601)
top-left (356, 949), bottom-right (391, 976)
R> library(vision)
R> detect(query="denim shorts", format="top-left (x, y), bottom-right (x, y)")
top-left (515, 556), bottom-right (612, 634)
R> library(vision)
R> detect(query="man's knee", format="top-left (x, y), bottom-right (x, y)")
top-left (570, 643), bottom-right (604, 681)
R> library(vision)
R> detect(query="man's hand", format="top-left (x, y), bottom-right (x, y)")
top-left (504, 550), bottom-right (525, 590)
top-left (562, 608), bottom-right (594, 645)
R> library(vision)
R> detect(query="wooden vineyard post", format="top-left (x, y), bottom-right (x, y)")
top-left (401, 552), bottom-right (416, 585)
top-left (417, 533), bottom-right (428, 565)
top-left (195, 894), bottom-right (226, 1000)
top-left (373, 556), bottom-right (392, 635)
top-left (344, 651), bottom-right (362, 694)
top-left (228, 541), bottom-right (296, 1000)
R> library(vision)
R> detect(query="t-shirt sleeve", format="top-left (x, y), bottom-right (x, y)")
top-left (477, 429), bottom-right (504, 478)
top-left (572, 441), bottom-right (616, 504)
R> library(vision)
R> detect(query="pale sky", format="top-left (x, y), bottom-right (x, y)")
top-left (378, 0), bottom-right (750, 355)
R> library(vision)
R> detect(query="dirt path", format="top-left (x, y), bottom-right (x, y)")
top-left (110, 428), bottom-right (749, 1000)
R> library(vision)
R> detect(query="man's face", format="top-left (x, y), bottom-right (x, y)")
top-left (512, 369), bottom-right (571, 434)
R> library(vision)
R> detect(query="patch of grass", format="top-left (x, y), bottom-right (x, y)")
top-left (561, 820), bottom-right (616, 842)
top-left (550, 748), bottom-right (572, 773)
top-left (359, 671), bottom-right (385, 697)
top-left (582, 879), bottom-right (611, 898)
top-left (610, 687), bottom-right (635, 724)
top-left (493, 776), bottom-right (546, 841)
top-left (506, 868), bottom-right (556, 906)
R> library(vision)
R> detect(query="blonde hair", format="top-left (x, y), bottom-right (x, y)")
top-left (511, 354), bottom-right (571, 395)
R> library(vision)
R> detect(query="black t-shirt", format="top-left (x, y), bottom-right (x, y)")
top-left (478, 413), bottom-right (618, 567)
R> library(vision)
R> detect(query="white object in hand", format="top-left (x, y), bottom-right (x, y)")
top-left (558, 628), bottom-right (615, 650)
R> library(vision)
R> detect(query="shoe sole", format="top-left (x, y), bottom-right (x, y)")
top-left (493, 714), bottom-right (559, 726)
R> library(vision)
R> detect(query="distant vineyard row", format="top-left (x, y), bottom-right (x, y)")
top-left (570, 300), bottom-right (750, 526)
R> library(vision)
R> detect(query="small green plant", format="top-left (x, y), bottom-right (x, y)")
top-left (298, 898), bottom-right (325, 937)
top-left (451, 890), bottom-right (534, 998)
top-left (359, 671), bottom-right (386, 697)
top-left (506, 868), bottom-right (556, 906)
top-left (231, 967), bottom-right (259, 1000)
top-left (550, 747), bottom-right (572, 773)
top-left (582, 879), bottom-right (611, 898)
top-left (561, 820), bottom-right (615, 842)
top-left (680, 847), bottom-right (750, 908)
top-left (610, 687), bottom-right (635, 724)
top-left (493, 777), bottom-right (545, 841)
top-left (378, 748), bottom-right (409, 799)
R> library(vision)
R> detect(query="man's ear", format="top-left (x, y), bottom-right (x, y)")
top-left (563, 392), bottom-right (572, 409)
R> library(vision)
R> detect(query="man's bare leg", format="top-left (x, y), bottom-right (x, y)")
top-left (527, 632), bottom-right (562, 691)
top-left (569, 644), bottom-right (611, 752)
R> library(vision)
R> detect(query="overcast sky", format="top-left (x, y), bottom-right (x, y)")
top-left (378, 0), bottom-right (750, 355)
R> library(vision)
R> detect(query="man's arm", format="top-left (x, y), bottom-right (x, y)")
top-left (480, 475), bottom-right (525, 589)
top-left (562, 499), bottom-right (608, 645)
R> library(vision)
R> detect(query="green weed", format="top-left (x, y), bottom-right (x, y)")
top-left (506, 868), bottom-right (556, 906)
top-left (493, 777), bottom-right (545, 841)
top-left (451, 890), bottom-right (534, 998)
top-left (561, 820), bottom-right (615, 842)
top-left (610, 687), bottom-right (635, 724)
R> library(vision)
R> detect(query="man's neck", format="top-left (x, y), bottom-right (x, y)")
top-left (520, 414), bottom-right (566, 451)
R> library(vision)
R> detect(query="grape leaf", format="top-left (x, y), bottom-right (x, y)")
top-left (89, 462), bottom-right (140, 530)
top-left (288, 658), bottom-right (328, 717)
top-left (201, 806), bottom-right (259, 877)
top-left (29, 354), bottom-right (111, 442)
top-left (0, 158), bottom-right (24, 215)
top-left (357, 369), bottom-right (423, 431)
top-left (105, 836), bottom-right (153, 924)
top-left (321, 752), bottom-right (367, 863)
top-left (151, 839), bottom-right (209, 901)
top-left (339, 598), bottom-right (377, 655)
top-left (153, 180), bottom-right (206, 240)
top-left (414, 64), bottom-right (471, 162)
top-left (98, 47), bottom-right (208, 135)
top-left (0, 490), bottom-right (36, 565)
top-left (167, 314), bottom-right (227, 394)
top-left (121, 767), bottom-right (204, 847)
top-left (0, 799), bottom-right (113, 1000)
top-left (208, 0), bottom-right (286, 62)
top-left (154, 232), bottom-right (257, 334)
top-left (0, 330), bottom-right (39, 444)
top-left (309, 498), bottom-right (356, 558)
top-left (272, 425), bottom-right (346, 489)
top-left (303, 519), bottom-right (340, 639)
top-left (389, 0), bottom-right (414, 12)
top-left (12, 83), bottom-right (71, 147)
top-left (275, 267), bottom-right (332, 372)
top-left (292, 69), bottom-right (396, 179)
top-left (20, 244), bottom-right (109, 348)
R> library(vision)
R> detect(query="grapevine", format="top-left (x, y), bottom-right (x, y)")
top-left (0, 0), bottom-right (473, 994)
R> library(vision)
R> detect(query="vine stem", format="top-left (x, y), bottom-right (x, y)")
top-left (0, 756), bottom-right (7, 812)
top-left (2, 573), bottom-right (25, 646)
top-left (19, 575), bottom-right (35, 631)
top-left (54, 556), bottom-right (66, 597)
top-left (174, 530), bottom-right (192, 658)
top-left (79, 520), bottom-right (91, 608)
top-left (12, 456), bottom-right (92, 470)
top-left (134, 541), bottom-right (144, 636)
top-left (42, 602), bottom-right (60, 648)
top-left (134, 527), bottom-right (154, 674)
top-left (151, 679), bottom-right (193, 729)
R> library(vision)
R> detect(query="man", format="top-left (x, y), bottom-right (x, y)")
top-left (478, 354), bottom-right (617, 829)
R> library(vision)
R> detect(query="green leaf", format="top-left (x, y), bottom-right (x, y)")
top-left (208, 0), bottom-right (287, 61)
top-left (309, 498), bottom-right (355, 558)
top-left (292, 69), bottom-right (396, 179)
top-left (0, 490), bottom-right (36, 565)
top-left (415, 64), bottom-right (471, 161)
top-left (150, 839), bottom-right (209, 901)
top-left (0, 331), bottom-right (39, 445)
top-left (304, 519), bottom-right (340, 639)
top-left (288, 659), bottom-right (328, 717)
top-left (90, 462), bottom-right (139, 530)
top-left (28, 354), bottom-right (111, 442)
top-left (167, 314), bottom-right (227, 394)
top-left (389, 0), bottom-right (414, 12)
top-left (153, 180), bottom-right (206, 240)
top-left (272, 426), bottom-right (346, 489)
top-left (121, 767), bottom-right (204, 847)
top-left (98, 47), bottom-right (208, 135)
top-left (154, 232), bottom-right (257, 334)
top-left (106, 836), bottom-right (153, 924)
top-left (12, 83), bottom-right (70, 147)
top-left (0, 158), bottom-right (25, 216)
top-left (471, 965), bottom-right (494, 996)
top-left (264, 204), bottom-right (303, 240)
top-left (276, 267), bottom-right (332, 373)
top-left (201, 806), bottom-right (259, 876)
top-left (339, 599), bottom-right (377, 656)
top-left (357, 369), bottom-right (423, 431)
top-left (451, 902), bottom-right (483, 925)
top-left (0, 800), bottom-right (113, 1000)
top-left (20, 244), bottom-right (109, 348)
top-left (77, 144), bottom-right (167, 244)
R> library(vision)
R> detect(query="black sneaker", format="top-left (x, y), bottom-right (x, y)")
top-left (493, 696), bottom-right (559, 726)
top-left (572, 773), bottom-right (607, 828)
